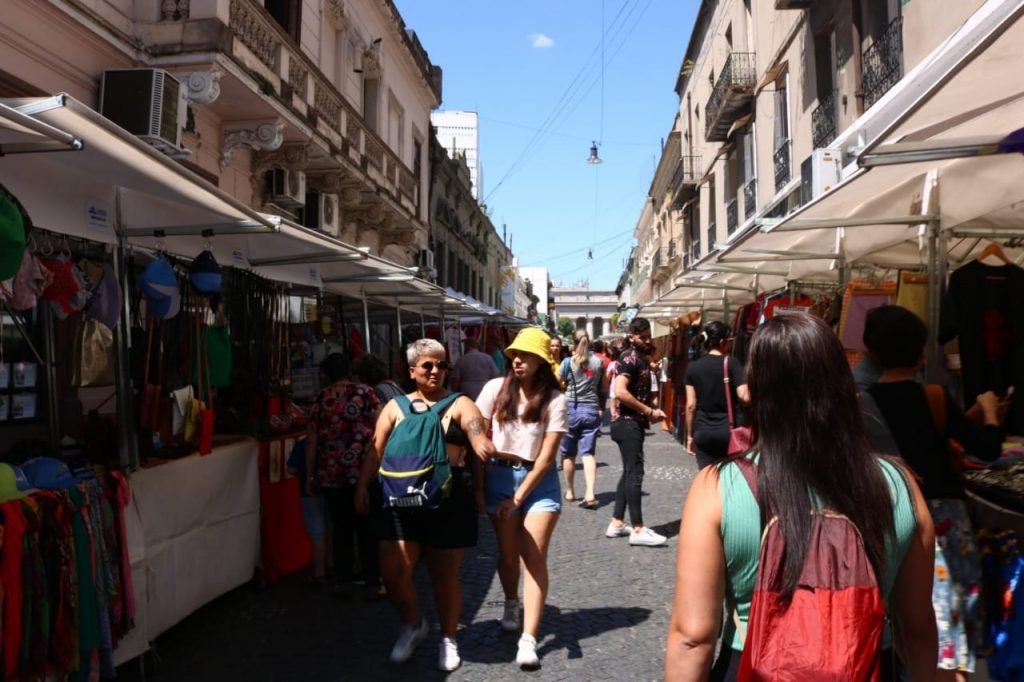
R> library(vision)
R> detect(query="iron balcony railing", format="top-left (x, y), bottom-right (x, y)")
top-left (707, 222), bottom-right (716, 252)
top-left (670, 155), bottom-right (702, 208)
top-left (773, 142), bottom-right (790, 192)
top-left (726, 198), bottom-right (739, 235)
top-left (812, 90), bottom-right (838, 149)
top-left (690, 239), bottom-right (701, 264)
top-left (668, 238), bottom-right (677, 260)
top-left (863, 17), bottom-right (904, 109)
top-left (743, 178), bottom-right (757, 219)
top-left (705, 52), bottom-right (757, 141)
top-left (652, 248), bottom-right (663, 271)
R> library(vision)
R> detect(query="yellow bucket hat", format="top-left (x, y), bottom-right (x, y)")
top-left (504, 327), bottom-right (553, 366)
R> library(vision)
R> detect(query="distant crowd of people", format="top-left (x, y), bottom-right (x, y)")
top-left (296, 306), bottom-right (1000, 679)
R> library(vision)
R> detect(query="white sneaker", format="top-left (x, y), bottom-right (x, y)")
top-left (516, 633), bottom-right (540, 670)
top-left (389, 617), bottom-right (428, 663)
top-left (500, 599), bottom-right (521, 632)
top-left (629, 527), bottom-right (668, 547)
top-left (438, 636), bottom-right (461, 671)
top-left (605, 521), bottom-right (631, 538)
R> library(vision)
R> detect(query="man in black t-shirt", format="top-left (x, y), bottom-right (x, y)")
top-left (605, 317), bottom-right (668, 547)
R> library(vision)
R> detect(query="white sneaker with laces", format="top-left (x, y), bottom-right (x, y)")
top-left (389, 617), bottom-right (429, 663)
top-left (629, 527), bottom-right (668, 547)
top-left (500, 599), bottom-right (521, 632)
top-left (516, 633), bottom-right (540, 670)
top-left (438, 636), bottom-right (461, 671)
top-left (605, 522), bottom-right (631, 538)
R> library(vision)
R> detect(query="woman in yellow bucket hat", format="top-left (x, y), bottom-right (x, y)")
top-left (474, 327), bottom-right (569, 670)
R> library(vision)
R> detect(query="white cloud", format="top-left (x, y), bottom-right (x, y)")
top-left (529, 33), bottom-right (555, 49)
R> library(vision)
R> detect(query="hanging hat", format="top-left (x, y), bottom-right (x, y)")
top-left (189, 250), bottom-right (222, 295)
top-left (8, 251), bottom-right (52, 311)
top-left (504, 327), bottom-right (553, 365)
top-left (0, 463), bottom-right (29, 503)
top-left (139, 256), bottom-right (181, 320)
top-left (0, 192), bottom-right (26, 280)
top-left (40, 258), bottom-right (90, 318)
top-left (85, 263), bottom-right (122, 329)
top-left (20, 457), bottom-right (77, 490)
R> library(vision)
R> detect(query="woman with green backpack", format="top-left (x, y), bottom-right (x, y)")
top-left (355, 338), bottom-right (496, 673)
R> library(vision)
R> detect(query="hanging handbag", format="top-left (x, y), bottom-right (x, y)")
top-left (724, 356), bottom-right (752, 455)
top-left (71, 317), bottom-right (115, 387)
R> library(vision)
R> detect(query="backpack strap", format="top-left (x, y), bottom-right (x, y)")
top-left (923, 384), bottom-right (947, 435)
top-left (732, 455), bottom-right (759, 503)
top-left (432, 392), bottom-right (462, 414)
top-left (393, 393), bottom-right (414, 418)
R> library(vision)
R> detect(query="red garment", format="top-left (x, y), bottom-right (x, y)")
top-left (761, 294), bottom-right (816, 321)
top-left (1, 501), bottom-right (27, 680)
top-left (109, 472), bottom-right (135, 624)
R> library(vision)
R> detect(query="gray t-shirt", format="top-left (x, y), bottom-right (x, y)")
top-left (560, 355), bottom-right (605, 407)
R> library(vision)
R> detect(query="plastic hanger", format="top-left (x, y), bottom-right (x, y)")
top-left (976, 241), bottom-right (1011, 266)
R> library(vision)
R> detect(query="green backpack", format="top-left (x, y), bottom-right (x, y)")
top-left (378, 393), bottom-right (460, 510)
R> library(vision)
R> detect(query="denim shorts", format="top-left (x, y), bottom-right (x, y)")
top-left (560, 403), bottom-right (602, 457)
top-left (485, 462), bottom-right (561, 515)
top-left (301, 494), bottom-right (330, 541)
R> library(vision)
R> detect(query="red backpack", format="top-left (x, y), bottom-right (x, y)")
top-left (732, 457), bottom-right (886, 681)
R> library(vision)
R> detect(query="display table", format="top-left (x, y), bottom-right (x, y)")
top-left (114, 439), bottom-right (261, 665)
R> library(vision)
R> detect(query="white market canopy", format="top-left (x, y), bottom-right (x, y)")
top-left (0, 94), bottom-right (513, 321)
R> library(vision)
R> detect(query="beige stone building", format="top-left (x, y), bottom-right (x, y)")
top-left (630, 0), bottom-right (989, 309)
top-left (428, 130), bottom-right (512, 308)
top-left (0, 0), bottom-right (441, 266)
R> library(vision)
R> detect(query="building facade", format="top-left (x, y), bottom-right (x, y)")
top-left (428, 128), bottom-right (511, 308)
top-left (633, 0), bottom-right (986, 304)
top-left (517, 266), bottom-right (553, 320)
top-left (0, 0), bottom-right (442, 266)
top-left (431, 110), bottom-right (482, 200)
top-left (551, 288), bottom-right (620, 339)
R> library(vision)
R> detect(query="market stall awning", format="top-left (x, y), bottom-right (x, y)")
top-left (716, 1), bottom-right (1024, 278)
top-left (0, 94), bottom-right (278, 244)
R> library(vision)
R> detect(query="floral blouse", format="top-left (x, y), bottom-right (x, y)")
top-left (310, 382), bottom-right (381, 488)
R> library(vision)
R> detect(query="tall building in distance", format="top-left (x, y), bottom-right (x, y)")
top-left (431, 110), bottom-right (483, 201)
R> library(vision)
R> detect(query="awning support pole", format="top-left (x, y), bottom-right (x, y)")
top-left (395, 301), bottom-right (403, 358)
top-left (722, 292), bottom-right (731, 321)
top-left (43, 306), bottom-right (59, 453)
top-left (922, 170), bottom-right (942, 383)
top-left (112, 189), bottom-right (139, 470)
top-left (362, 289), bottom-right (372, 355)
top-left (420, 311), bottom-right (426, 337)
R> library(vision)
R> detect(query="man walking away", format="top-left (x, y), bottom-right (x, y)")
top-left (451, 337), bottom-right (499, 400)
top-left (606, 317), bottom-right (667, 547)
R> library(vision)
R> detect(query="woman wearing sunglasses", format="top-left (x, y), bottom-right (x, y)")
top-left (475, 327), bottom-right (569, 670)
top-left (355, 339), bottom-right (496, 672)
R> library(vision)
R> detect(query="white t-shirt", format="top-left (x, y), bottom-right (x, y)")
top-left (476, 378), bottom-right (568, 462)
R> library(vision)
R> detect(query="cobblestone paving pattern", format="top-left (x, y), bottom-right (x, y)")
top-left (119, 428), bottom-right (698, 682)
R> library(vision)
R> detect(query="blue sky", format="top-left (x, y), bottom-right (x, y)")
top-left (394, 1), bottom-right (698, 289)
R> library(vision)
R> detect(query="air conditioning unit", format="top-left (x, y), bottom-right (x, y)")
top-left (417, 248), bottom-right (437, 281)
top-left (799, 149), bottom-right (842, 205)
top-left (267, 169), bottom-right (306, 208)
top-left (100, 68), bottom-right (187, 151)
top-left (303, 191), bottom-right (340, 237)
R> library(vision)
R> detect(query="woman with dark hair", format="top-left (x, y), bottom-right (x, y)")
top-left (865, 305), bottom-right (1005, 680)
top-left (684, 321), bottom-right (750, 469)
top-left (353, 352), bottom-right (404, 404)
top-left (666, 314), bottom-right (937, 681)
top-left (476, 327), bottom-right (568, 670)
top-left (305, 353), bottom-right (382, 600)
top-left (558, 328), bottom-right (608, 508)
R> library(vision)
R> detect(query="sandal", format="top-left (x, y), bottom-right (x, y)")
top-left (580, 499), bottom-right (598, 510)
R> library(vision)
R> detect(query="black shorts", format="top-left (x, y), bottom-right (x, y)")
top-left (372, 467), bottom-right (478, 549)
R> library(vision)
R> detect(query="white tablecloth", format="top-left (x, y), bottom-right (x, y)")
top-left (114, 440), bottom-right (260, 665)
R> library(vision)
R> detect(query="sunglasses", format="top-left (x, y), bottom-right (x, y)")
top-left (418, 361), bottom-right (451, 372)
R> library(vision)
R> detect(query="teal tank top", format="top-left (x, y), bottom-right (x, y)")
top-left (719, 456), bottom-right (917, 651)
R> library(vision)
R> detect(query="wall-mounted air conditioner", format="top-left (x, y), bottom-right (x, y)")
top-left (268, 169), bottom-right (306, 208)
top-left (799, 149), bottom-right (842, 205)
top-left (99, 68), bottom-right (187, 152)
top-left (304, 191), bottom-right (340, 237)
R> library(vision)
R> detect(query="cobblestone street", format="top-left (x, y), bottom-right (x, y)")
top-left (121, 428), bottom-right (697, 682)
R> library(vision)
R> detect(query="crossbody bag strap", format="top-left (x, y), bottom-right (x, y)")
top-left (723, 356), bottom-right (735, 428)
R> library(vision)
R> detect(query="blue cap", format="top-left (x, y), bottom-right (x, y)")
top-left (20, 457), bottom-right (78, 490)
